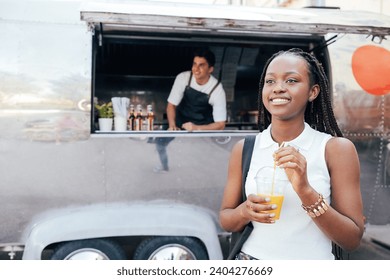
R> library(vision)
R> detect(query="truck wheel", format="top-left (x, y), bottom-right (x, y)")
top-left (50, 238), bottom-right (126, 260)
top-left (133, 236), bottom-right (208, 260)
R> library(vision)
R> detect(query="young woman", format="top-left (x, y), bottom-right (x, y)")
top-left (219, 48), bottom-right (364, 259)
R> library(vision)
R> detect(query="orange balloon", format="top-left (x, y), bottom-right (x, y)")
top-left (352, 45), bottom-right (390, 96)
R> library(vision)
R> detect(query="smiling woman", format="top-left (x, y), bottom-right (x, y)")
top-left (220, 48), bottom-right (364, 260)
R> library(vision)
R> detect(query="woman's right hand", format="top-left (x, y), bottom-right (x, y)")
top-left (242, 194), bottom-right (278, 224)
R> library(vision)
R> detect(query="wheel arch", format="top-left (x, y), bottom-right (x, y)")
top-left (21, 201), bottom-right (223, 260)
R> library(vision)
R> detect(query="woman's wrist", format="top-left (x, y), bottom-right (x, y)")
top-left (239, 203), bottom-right (250, 223)
top-left (301, 193), bottom-right (329, 218)
top-left (296, 186), bottom-right (318, 206)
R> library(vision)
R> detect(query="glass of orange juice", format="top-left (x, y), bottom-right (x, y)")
top-left (254, 166), bottom-right (289, 220)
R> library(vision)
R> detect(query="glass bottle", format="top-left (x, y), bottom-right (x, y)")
top-left (135, 104), bottom-right (143, 131)
top-left (128, 104), bottom-right (135, 131)
top-left (146, 104), bottom-right (154, 131)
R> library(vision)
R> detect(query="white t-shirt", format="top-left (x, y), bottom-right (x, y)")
top-left (167, 71), bottom-right (227, 122)
top-left (241, 123), bottom-right (334, 259)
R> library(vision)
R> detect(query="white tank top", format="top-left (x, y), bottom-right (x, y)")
top-left (241, 123), bottom-right (334, 259)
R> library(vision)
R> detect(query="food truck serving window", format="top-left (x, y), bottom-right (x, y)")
top-left (90, 32), bottom-right (326, 133)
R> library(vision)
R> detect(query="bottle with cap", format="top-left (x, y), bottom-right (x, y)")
top-left (146, 104), bottom-right (154, 131)
top-left (135, 104), bottom-right (143, 131)
top-left (128, 104), bottom-right (135, 131)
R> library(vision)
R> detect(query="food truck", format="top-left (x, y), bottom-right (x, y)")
top-left (0, 0), bottom-right (389, 260)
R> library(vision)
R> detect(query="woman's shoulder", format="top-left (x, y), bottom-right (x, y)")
top-left (232, 135), bottom-right (261, 157)
top-left (325, 137), bottom-right (358, 163)
top-left (232, 138), bottom-right (245, 154)
top-left (326, 136), bottom-right (355, 150)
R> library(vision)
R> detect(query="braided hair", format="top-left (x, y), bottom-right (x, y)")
top-left (257, 48), bottom-right (343, 137)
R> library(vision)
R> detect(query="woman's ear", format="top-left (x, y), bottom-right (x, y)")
top-left (309, 84), bottom-right (320, 102)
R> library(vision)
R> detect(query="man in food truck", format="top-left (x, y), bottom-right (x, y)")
top-left (153, 48), bottom-right (228, 173)
top-left (166, 47), bottom-right (227, 131)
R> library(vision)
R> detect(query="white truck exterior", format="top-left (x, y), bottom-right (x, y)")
top-left (0, 0), bottom-right (390, 260)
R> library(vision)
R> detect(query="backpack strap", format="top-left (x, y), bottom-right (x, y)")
top-left (226, 135), bottom-right (256, 260)
top-left (241, 135), bottom-right (256, 202)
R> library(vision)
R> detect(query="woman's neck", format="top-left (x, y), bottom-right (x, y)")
top-left (270, 120), bottom-right (305, 144)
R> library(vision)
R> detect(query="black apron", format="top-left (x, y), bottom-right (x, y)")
top-left (175, 73), bottom-right (219, 128)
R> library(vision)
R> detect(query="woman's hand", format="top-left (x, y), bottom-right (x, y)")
top-left (273, 145), bottom-right (310, 195)
top-left (242, 194), bottom-right (278, 224)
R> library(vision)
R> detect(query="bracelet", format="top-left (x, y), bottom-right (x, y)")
top-left (301, 194), bottom-right (329, 218)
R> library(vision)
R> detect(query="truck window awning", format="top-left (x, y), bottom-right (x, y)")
top-left (80, 1), bottom-right (390, 39)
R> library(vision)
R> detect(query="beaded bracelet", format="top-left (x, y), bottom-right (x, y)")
top-left (301, 194), bottom-right (329, 218)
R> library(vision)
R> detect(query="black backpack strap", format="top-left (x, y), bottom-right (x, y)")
top-left (227, 135), bottom-right (256, 260)
top-left (241, 135), bottom-right (256, 202)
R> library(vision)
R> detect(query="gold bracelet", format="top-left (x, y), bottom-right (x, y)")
top-left (301, 194), bottom-right (329, 218)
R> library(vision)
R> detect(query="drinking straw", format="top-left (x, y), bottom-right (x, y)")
top-left (271, 142), bottom-right (285, 195)
top-left (111, 97), bottom-right (130, 117)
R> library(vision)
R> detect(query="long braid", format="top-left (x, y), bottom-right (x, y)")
top-left (258, 51), bottom-right (279, 131)
top-left (258, 48), bottom-right (343, 137)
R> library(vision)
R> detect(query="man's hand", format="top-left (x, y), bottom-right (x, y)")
top-left (168, 126), bottom-right (180, 131)
top-left (182, 121), bottom-right (226, 131)
top-left (181, 122), bottom-right (197, 131)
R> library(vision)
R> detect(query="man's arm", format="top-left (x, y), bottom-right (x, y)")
top-left (181, 121), bottom-right (225, 131)
top-left (166, 102), bottom-right (179, 130)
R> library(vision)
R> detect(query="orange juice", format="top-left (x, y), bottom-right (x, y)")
top-left (258, 194), bottom-right (284, 220)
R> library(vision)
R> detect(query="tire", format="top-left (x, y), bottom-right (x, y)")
top-left (133, 236), bottom-right (208, 260)
top-left (50, 238), bottom-right (127, 260)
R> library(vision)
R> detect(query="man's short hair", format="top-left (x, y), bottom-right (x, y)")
top-left (193, 48), bottom-right (215, 67)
